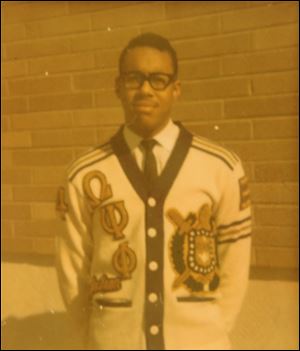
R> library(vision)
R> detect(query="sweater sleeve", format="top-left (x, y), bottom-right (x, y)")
top-left (55, 178), bottom-right (93, 343)
top-left (215, 157), bottom-right (252, 333)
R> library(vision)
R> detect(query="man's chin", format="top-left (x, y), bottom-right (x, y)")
top-left (127, 114), bottom-right (169, 138)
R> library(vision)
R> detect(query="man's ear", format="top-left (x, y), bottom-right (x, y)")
top-left (172, 80), bottom-right (181, 101)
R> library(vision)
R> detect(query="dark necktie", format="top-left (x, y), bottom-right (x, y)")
top-left (140, 139), bottom-right (158, 187)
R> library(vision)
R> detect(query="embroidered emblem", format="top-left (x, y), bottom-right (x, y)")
top-left (100, 201), bottom-right (129, 240)
top-left (239, 176), bottom-right (251, 210)
top-left (167, 204), bottom-right (219, 293)
top-left (90, 274), bottom-right (122, 295)
top-left (112, 241), bottom-right (137, 279)
top-left (83, 170), bottom-right (113, 210)
top-left (90, 242), bottom-right (137, 297)
top-left (55, 186), bottom-right (69, 220)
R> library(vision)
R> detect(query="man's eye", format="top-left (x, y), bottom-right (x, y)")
top-left (151, 76), bottom-right (168, 84)
top-left (126, 75), bottom-right (140, 82)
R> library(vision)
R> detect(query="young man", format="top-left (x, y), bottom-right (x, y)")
top-left (56, 33), bottom-right (251, 350)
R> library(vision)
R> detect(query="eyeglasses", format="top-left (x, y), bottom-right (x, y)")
top-left (120, 71), bottom-right (175, 91)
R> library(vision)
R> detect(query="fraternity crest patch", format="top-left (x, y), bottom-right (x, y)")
top-left (167, 204), bottom-right (219, 293)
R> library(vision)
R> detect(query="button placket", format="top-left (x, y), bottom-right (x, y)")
top-left (145, 199), bottom-right (165, 349)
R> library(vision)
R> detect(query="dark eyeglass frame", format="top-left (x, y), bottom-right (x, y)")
top-left (119, 71), bottom-right (176, 91)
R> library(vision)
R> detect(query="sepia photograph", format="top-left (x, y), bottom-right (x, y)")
top-left (1, 1), bottom-right (299, 350)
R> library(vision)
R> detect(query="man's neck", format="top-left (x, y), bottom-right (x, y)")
top-left (128, 119), bottom-right (171, 139)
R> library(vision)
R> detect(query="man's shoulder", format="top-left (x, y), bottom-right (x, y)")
top-left (67, 141), bottom-right (114, 182)
top-left (189, 133), bottom-right (241, 172)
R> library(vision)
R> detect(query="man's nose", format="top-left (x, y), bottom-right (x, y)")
top-left (139, 79), bottom-right (154, 94)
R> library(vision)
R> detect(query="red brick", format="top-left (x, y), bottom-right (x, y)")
top-left (224, 140), bottom-right (298, 162)
top-left (253, 117), bottom-right (298, 139)
top-left (2, 204), bottom-right (32, 220)
top-left (29, 92), bottom-right (93, 112)
top-left (253, 23), bottom-right (298, 50)
top-left (3, 151), bottom-right (13, 168)
top-left (184, 120), bottom-right (252, 141)
top-left (1, 221), bottom-right (14, 237)
top-left (252, 71), bottom-right (298, 95)
top-left (2, 23), bottom-right (26, 42)
top-left (2, 97), bottom-right (28, 115)
top-left (33, 237), bottom-right (55, 255)
top-left (255, 247), bottom-right (298, 268)
top-left (92, 2), bottom-right (165, 30)
top-left (165, 1), bottom-right (249, 19)
top-left (222, 48), bottom-right (298, 76)
top-left (222, 3), bottom-right (298, 32)
top-left (13, 186), bottom-right (57, 202)
top-left (29, 53), bottom-right (95, 75)
top-left (31, 203), bottom-right (57, 220)
top-left (73, 108), bottom-right (124, 127)
top-left (95, 49), bottom-right (119, 70)
top-left (2, 236), bottom-right (34, 255)
top-left (31, 129), bottom-right (96, 147)
top-left (224, 95), bottom-right (298, 118)
top-left (253, 226), bottom-right (298, 248)
top-left (254, 205), bottom-right (298, 227)
top-left (25, 14), bottom-right (90, 38)
top-left (2, 60), bottom-right (28, 78)
top-left (1, 80), bottom-right (9, 98)
top-left (254, 162), bottom-right (298, 182)
top-left (73, 70), bottom-right (116, 91)
top-left (2, 169), bottom-right (32, 185)
top-left (6, 37), bottom-right (71, 60)
top-left (250, 183), bottom-right (298, 205)
top-left (73, 129), bottom-right (97, 146)
top-left (1, 115), bottom-right (10, 132)
top-left (9, 76), bottom-right (71, 96)
top-left (2, 1), bottom-right (67, 24)
top-left (97, 127), bottom-right (119, 144)
top-left (71, 28), bottom-right (139, 52)
top-left (2, 131), bottom-right (32, 148)
top-left (32, 167), bottom-right (66, 185)
top-left (180, 58), bottom-right (221, 80)
top-left (68, 1), bottom-right (136, 14)
top-left (10, 111), bottom-right (73, 130)
top-left (182, 78), bottom-right (250, 101)
top-left (173, 102), bottom-right (223, 121)
top-left (142, 14), bottom-right (220, 40)
top-left (174, 32), bottom-right (251, 60)
top-left (12, 149), bottom-right (73, 167)
top-left (2, 186), bottom-right (13, 202)
top-left (95, 90), bottom-right (120, 108)
top-left (14, 219), bottom-right (65, 237)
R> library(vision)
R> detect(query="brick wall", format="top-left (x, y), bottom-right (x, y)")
top-left (1, 1), bottom-right (298, 268)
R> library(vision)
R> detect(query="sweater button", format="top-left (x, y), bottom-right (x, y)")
top-left (147, 228), bottom-right (157, 238)
top-left (147, 197), bottom-right (156, 207)
top-left (150, 325), bottom-right (159, 335)
top-left (148, 293), bottom-right (158, 303)
top-left (149, 261), bottom-right (158, 271)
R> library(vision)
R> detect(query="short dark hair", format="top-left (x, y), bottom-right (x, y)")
top-left (119, 32), bottom-right (178, 77)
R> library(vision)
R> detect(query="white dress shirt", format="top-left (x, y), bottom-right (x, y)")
top-left (123, 119), bottom-right (180, 176)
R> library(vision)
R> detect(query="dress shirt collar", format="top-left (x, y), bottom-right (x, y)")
top-left (123, 119), bottom-right (179, 152)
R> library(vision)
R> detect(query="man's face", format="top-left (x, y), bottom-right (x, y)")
top-left (116, 46), bottom-right (181, 138)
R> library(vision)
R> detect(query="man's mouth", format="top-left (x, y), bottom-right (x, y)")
top-left (133, 102), bottom-right (157, 108)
